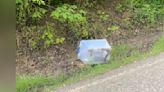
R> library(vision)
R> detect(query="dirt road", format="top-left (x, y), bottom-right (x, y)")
top-left (55, 53), bottom-right (164, 92)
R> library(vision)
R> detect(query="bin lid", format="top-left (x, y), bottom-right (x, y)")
top-left (79, 39), bottom-right (111, 50)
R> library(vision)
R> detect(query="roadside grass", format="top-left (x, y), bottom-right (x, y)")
top-left (16, 35), bottom-right (164, 92)
top-left (16, 75), bottom-right (55, 92)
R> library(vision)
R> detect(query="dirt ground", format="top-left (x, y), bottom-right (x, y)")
top-left (16, 25), bottom-right (164, 77)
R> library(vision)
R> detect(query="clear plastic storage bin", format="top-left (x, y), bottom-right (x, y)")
top-left (77, 39), bottom-right (112, 64)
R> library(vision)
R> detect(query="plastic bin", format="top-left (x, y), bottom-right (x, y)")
top-left (77, 39), bottom-right (112, 64)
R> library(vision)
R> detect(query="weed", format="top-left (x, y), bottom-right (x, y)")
top-left (116, 0), bottom-right (164, 26)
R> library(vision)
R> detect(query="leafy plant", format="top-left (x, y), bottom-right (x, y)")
top-left (115, 3), bottom-right (126, 13)
top-left (51, 4), bottom-right (87, 24)
top-left (16, 0), bottom-right (47, 26)
top-left (97, 10), bottom-right (109, 21)
top-left (41, 24), bottom-right (65, 48)
top-left (32, 8), bottom-right (47, 20)
top-left (118, 0), bottom-right (164, 26)
top-left (51, 4), bottom-right (89, 39)
top-left (40, 26), bottom-right (55, 48)
top-left (107, 25), bottom-right (120, 32)
top-left (21, 23), bottom-right (64, 50)
top-left (132, 4), bottom-right (158, 25)
top-left (32, 0), bottom-right (45, 5)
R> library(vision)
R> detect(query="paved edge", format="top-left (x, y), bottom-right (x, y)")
top-left (55, 52), bottom-right (164, 92)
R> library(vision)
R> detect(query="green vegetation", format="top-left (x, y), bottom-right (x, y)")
top-left (116, 0), bottom-right (164, 25)
top-left (16, 75), bottom-right (54, 92)
top-left (16, 0), bottom-right (164, 49)
top-left (16, 0), bottom-right (89, 50)
top-left (107, 25), bottom-right (120, 32)
top-left (51, 4), bottom-right (89, 39)
top-left (16, 0), bottom-right (47, 26)
top-left (151, 35), bottom-right (164, 54)
top-left (16, 0), bottom-right (164, 92)
top-left (97, 10), bottom-right (109, 21)
top-left (17, 35), bottom-right (164, 92)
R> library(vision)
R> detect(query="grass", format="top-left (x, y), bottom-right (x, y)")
top-left (16, 75), bottom-right (55, 92)
top-left (16, 35), bottom-right (164, 92)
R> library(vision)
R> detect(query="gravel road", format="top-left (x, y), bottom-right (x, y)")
top-left (55, 53), bottom-right (164, 92)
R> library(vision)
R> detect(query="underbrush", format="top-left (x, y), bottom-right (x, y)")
top-left (115, 0), bottom-right (164, 26)
top-left (17, 34), bottom-right (164, 92)
top-left (16, 0), bottom-right (164, 50)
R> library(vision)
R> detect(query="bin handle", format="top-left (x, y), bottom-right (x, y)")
top-left (104, 49), bottom-right (111, 63)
